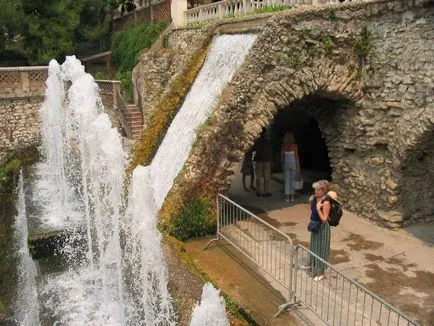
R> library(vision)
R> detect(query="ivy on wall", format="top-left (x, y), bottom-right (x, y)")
top-left (103, 22), bottom-right (168, 101)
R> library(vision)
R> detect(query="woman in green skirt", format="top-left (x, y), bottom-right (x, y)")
top-left (309, 180), bottom-right (331, 281)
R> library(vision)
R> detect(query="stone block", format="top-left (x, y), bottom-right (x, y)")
top-left (387, 195), bottom-right (398, 205)
top-left (378, 210), bottom-right (404, 223)
top-left (385, 179), bottom-right (398, 190)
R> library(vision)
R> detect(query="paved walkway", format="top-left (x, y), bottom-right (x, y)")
top-left (224, 168), bottom-right (434, 325)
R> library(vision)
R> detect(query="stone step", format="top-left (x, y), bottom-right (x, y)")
top-left (128, 117), bottom-right (143, 123)
top-left (125, 112), bottom-right (142, 118)
top-left (129, 121), bottom-right (143, 127)
top-left (131, 133), bottom-right (142, 140)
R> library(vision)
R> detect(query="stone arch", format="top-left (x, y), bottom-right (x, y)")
top-left (159, 9), bottom-right (371, 226)
top-left (390, 108), bottom-right (434, 225)
top-left (181, 54), bottom-right (363, 199)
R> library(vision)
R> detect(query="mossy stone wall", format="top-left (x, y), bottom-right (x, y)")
top-left (152, 0), bottom-right (433, 233)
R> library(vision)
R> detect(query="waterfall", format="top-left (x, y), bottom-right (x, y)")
top-left (13, 171), bottom-right (40, 325)
top-left (18, 33), bottom-right (256, 325)
top-left (151, 34), bottom-right (257, 208)
top-left (124, 33), bottom-right (257, 324)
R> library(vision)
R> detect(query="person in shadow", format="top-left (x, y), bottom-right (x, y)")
top-left (241, 146), bottom-right (255, 192)
top-left (253, 128), bottom-right (272, 197)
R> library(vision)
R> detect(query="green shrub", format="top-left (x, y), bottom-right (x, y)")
top-left (0, 167), bottom-right (7, 185)
top-left (253, 4), bottom-right (290, 14)
top-left (110, 23), bottom-right (167, 102)
top-left (93, 71), bottom-right (133, 102)
top-left (169, 198), bottom-right (216, 241)
top-left (354, 25), bottom-right (375, 64)
top-left (111, 23), bottom-right (167, 73)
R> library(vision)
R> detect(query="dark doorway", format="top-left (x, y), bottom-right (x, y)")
top-left (269, 106), bottom-right (332, 185)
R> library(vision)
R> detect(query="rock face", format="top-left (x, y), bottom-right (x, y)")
top-left (0, 97), bottom-right (42, 162)
top-left (139, 0), bottom-right (433, 229)
top-left (134, 29), bottom-right (212, 128)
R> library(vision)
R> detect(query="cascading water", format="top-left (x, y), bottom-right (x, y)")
top-left (16, 33), bottom-right (256, 325)
top-left (13, 171), bottom-right (40, 326)
top-left (150, 34), bottom-right (257, 209)
top-left (123, 34), bottom-right (257, 324)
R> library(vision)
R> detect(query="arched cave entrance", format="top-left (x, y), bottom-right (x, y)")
top-left (269, 104), bottom-right (332, 189)
top-left (400, 129), bottom-right (434, 226)
top-left (229, 94), bottom-right (346, 207)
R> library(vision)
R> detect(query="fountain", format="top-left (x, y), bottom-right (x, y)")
top-left (13, 34), bottom-right (257, 325)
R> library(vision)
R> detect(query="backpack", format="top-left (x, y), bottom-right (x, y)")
top-left (323, 196), bottom-right (343, 227)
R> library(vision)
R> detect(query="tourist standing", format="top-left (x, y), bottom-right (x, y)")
top-left (308, 180), bottom-right (331, 281)
top-left (281, 132), bottom-right (300, 202)
top-left (241, 147), bottom-right (255, 192)
top-left (253, 129), bottom-right (272, 197)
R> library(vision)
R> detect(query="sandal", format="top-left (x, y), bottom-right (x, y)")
top-left (313, 274), bottom-right (325, 282)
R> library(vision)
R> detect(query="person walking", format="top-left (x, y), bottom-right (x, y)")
top-left (307, 180), bottom-right (331, 281)
top-left (253, 128), bottom-right (272, 197)
top-left (241, 147), bottom-right (255, 192)
top-left (281, 132), bottom-right (300, 202)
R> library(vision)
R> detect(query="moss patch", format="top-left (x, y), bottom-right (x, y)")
top-left (165, 197), bottom-right (216, 241)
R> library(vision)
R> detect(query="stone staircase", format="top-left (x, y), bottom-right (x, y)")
top-left (125, 104), bottom-right (143, 140)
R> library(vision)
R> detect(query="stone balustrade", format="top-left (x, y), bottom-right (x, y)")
top-left (0, 67), bottom-right (122, 111)
top-left (0, 66), bottom-right (48, 98)
top-left (0, 67), bottom-right (142, 161)
top-left (185, 0), bottom-right (371, 24)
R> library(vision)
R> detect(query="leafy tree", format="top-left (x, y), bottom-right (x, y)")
top-left (0, 0), bottom-right (117, 65)
top-left (0, 0), bottom-right (23, 53)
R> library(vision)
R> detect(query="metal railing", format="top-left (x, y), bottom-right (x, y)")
top-left (294, 245), bottom-right (419, 325)
top-left (205, 194), bottom-right (420, 325)
top-left (115, 89), bottom-right (133, 139)
top-left (205, 194), bottom-right (297, 307)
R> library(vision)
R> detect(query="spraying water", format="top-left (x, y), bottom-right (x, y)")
top-left (13, 171), bottom-right (40, 325)
top-left (18, 33), bottom-right (256, 325)
top-left (190, 283), bottom-right (229, 326)
top-left (28, 60), bottom-right (82, 231)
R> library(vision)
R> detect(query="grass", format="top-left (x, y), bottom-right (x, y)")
top-left (253, 4), bottom-right (290, 14)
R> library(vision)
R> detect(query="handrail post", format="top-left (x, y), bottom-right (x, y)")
top-left (203, 195), bottom-right (221, 250)
top-left (216, 195), bottom-right (220, 237)
top-left (113, 82), bottom-right (119, 108)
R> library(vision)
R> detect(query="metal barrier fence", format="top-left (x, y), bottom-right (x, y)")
top-left (205, 194), bottom-right (420, 326)
top-left (294, 245), bottom-right (418, 325)
top-left (204, 194), bottom-right (296, 306)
